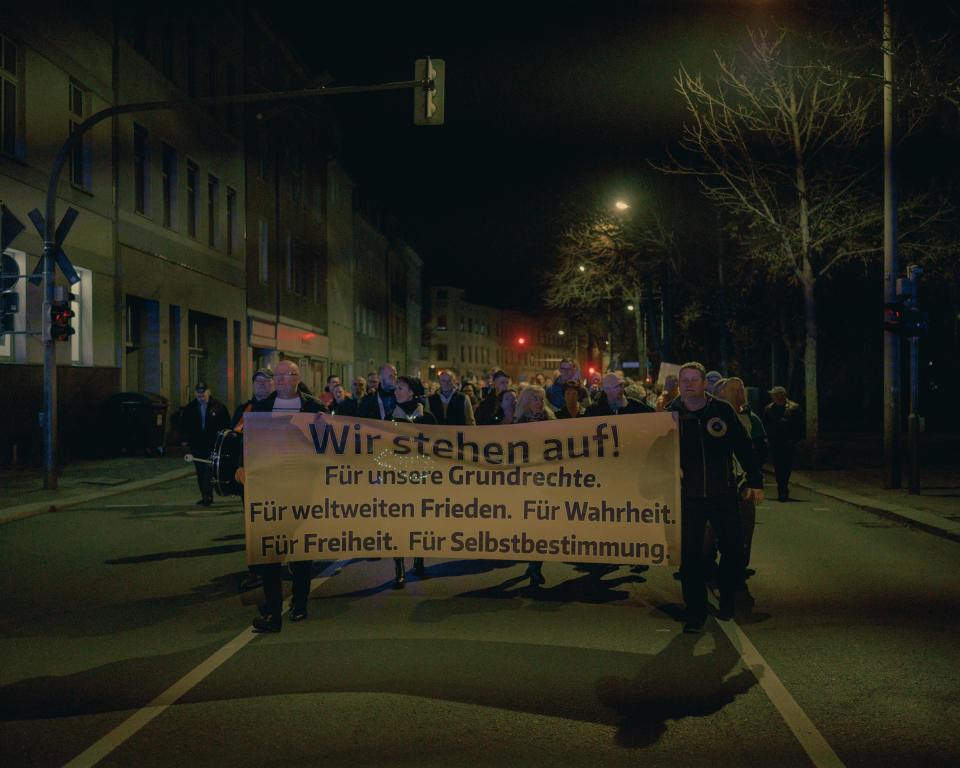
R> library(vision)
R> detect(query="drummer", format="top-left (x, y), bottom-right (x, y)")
top-left (231, 367), bottom-right (275, 431)
top-left (247, 360), bottom-right (328, 633)
top-left (179, 381), bottom-right (230, 506)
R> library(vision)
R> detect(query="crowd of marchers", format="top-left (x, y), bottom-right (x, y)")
top-left (178, 358), bottom-right (803, 635)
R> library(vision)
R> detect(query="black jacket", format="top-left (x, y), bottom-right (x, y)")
top-left (250, 392), bottom-right (327, 414)
top-left (585, 393), bottom-right (653, 417)
top-left (179, 397), bottom-right (230, 454)
top-left (667, 394), bottom-right (762, 498)
top-left (357, 387), bottom-right (397, 421)
top-left (427, 391), bottom-right (472, 425)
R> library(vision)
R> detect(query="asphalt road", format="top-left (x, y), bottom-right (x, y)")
top-left (1, 474), bottom-right (958, 767)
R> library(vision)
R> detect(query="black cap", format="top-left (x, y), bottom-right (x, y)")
top-left (253, 367), bottom-right (274, 381)
top-left (195, 381), bottom-right (208, 391)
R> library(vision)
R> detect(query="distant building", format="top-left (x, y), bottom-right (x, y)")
top-left (424, 286), bottom-right (585, 385)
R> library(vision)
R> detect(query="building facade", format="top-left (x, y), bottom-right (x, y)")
top-left (0, 4), bottom-right (424, 465)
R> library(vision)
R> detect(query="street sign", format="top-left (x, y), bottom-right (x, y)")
top-left (1, 203), bottom-right (26, 251)
top-left (26, 207), bottom-right (81, 285)
top-left (0, 253), bottom-right (19, 292)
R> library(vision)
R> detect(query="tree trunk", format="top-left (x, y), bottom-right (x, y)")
top-left (802, 271), bottom-right (819, 452)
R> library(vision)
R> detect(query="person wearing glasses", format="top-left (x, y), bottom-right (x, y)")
top-left (248, 360), bottom-right (328, 633)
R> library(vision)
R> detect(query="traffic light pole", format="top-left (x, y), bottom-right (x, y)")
top-left (882, 1), bottom-right (901, 490)
top-left (39, 75), bottom-right (437, 489)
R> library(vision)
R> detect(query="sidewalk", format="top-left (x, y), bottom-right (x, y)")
top-left (772, 431), bottom-right (960, 543)
top-left (2, 441), bottom-right (958, 543)
top-left (0, 447), bottom-right (194, 524)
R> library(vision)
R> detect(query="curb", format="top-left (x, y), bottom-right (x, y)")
top-left (0, 468), bottom-right (194, 525)
top-left (786, 474), bottom-right (960, 544)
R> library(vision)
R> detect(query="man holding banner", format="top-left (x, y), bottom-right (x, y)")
top-left (667, 362), bottom-right (764, 634)
top-left (249, 360), bottom-right (328, 633)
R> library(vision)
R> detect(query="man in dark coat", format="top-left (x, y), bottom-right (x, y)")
top-left (230, 368), bottom-right (275, 431)
top-left (249, 360), bottom-right (328, 633)
top-left (585, 373), bottom-right (654, 416)
top-left (667, 363), bottom-right (764, 634)
top-left (428, 370), bottom-right (476, 426)
top-left (763, 386), bottom-right (803, 501)
top-left (357, 363), bottom-right (398, 420)
top-left (179, 381), bottom-right (230, 505)
top-left (475, 369), bottom-right (510, 425)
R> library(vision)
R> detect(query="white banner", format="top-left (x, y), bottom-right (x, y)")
top-left (244, 412), bottom-right (681, 567)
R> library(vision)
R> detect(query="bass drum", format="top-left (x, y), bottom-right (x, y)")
top-left (210, 429), bottom-right (244, 496)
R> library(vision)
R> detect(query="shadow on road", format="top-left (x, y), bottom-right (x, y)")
top-left (0, 622), bottom-right (757, 756)
top-left (596, 628), bottom-right (757, 747)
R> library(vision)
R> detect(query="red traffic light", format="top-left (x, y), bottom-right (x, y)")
top-left (517, 337), bottom-right (526, 345)
top-left (49, 299), bottom-right (75, 342)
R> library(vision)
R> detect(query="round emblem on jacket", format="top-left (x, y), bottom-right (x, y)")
top-left (706, 416), bottom-right (728, 437)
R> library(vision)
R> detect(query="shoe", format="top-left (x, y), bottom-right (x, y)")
top-left (290, 605), bottom-right (307, 622)
top-left (683, 618), bottom-right (705, 634)
top-left (201, 496), bottom-right (213, 506)
top-left (412, 557), bottom-right (426, 577)
top-left (525, 564), bottom-right (545, 586)
top-left (393, 559), bottom-right (406, 589)
top-left (252, 614), bottom-right (281, 633)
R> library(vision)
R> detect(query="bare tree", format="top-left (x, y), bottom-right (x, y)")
top-left (659, 28), bottom-right (881, 445)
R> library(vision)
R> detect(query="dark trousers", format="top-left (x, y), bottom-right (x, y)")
top-left (680, 493), bottom-right (743, 622)
top-left (254, 561), bottom-right (312, 617)
top-left (193, 461), bottom-right (213, 499)
top-left (771, 443), bottom-right (795, 498)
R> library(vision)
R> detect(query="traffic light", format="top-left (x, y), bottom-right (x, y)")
top-left (517, 337), bottom-right (526, 346)
top-left (48, 296), bottom-right (75, 342)
top-left (414, 57), bottom-right (445, 125)
top-left (883, 301), bottom-right (903, 334)
top-left (884, 301), bottom-right (929, 338)
top-left (0, 253), bottom-right (19, 339)
top-left (0, 289), bottom-right (17, 337)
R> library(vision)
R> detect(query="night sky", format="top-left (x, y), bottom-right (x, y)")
top-left (262, 1), bottom-right (942, 310)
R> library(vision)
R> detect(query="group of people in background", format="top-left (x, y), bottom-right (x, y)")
top-left (179, 357), bottom-right (803, 635)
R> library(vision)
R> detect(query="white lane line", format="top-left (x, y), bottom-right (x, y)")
top-left (714, 614), bottom-right (846, 768)
top-left (63, 562), bottom-right (343, 768)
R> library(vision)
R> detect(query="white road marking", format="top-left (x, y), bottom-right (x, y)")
top-left (714, 610), bottom-right (846, 767)
top-left (63, 562), bottom-right (343, 767)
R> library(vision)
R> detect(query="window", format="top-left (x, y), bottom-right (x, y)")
top-left (161, 24), bottom-right (174, 81)
top-left (70, 266), bottom-right (92, 365)
top-left (186, 160), bottom-right (198, 236)
top-left (69, 81), bottom-right (90, 190)
top-left (258, 219), bottom-right (269, 282)
top-left (226, 186), bottom-right (237, 256)
top-left (186, 28), bottom-right (196, 97)
top-left (436, 344), bottom-right (447, 360)
top-left (133, 124), bottom-right (149, 214)
top-left (207, 44), bottom-right (217, 118)
top-left (207, 174), bottom-right (219, 247)
top-left (289, 152), bottom-right (303, 206)
top-left (285, 232), bottom-right (292, 291)
top-left (225, 63), bottom-right (236, 133)
top-left (314, 246), bottom-right (326, 305)
top-left (161, 143), bottom-right (177, 228)
top-left (437, 314), bottom-right (447, 330)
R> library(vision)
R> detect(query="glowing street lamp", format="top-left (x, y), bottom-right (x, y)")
top-left (578, 264), bottom-right (585, 272)
top-left (615, 200), bottom-right (630, 211)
